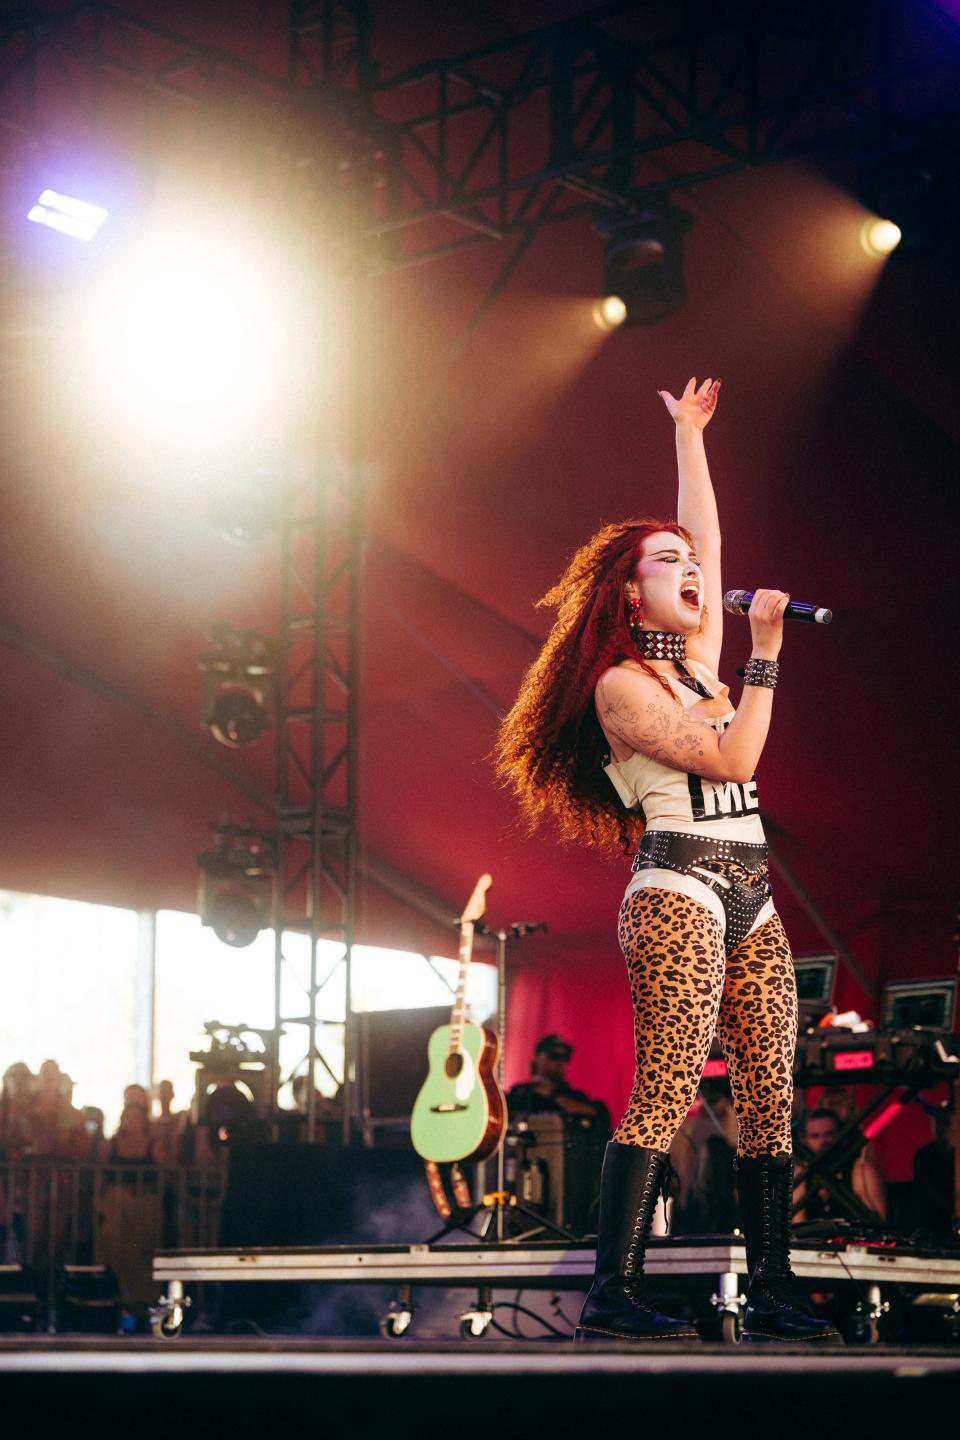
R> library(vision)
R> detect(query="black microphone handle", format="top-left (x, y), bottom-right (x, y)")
top-left (722, 590), bottom-right (832, 625)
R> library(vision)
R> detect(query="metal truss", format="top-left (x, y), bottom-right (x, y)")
top-left (0, 1), bottom-right (369, 1140)
top-left (272, 399), bottom-right (363, 1143)
top-left (367, 0), bottom-right (960, 267)
top-left (1, 2), bottom-right (957, 271)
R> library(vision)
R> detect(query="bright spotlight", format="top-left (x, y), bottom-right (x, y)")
top-left (860, 217), bottom-right (902, 258)
top-left (592, 295), bottom-right (628, 332)
top-left (27, 188), bottom-right (108, 242)
top-left (67, 201), bottom-right (333, 459)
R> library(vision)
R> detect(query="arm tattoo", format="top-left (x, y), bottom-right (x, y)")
top-left (599, 691), bottom-right (712, 776)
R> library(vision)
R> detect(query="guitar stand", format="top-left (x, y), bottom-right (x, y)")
top-left (424, 1186), bottom-right (580, 1246)
top-left (422, 917), bottom-right (574, 1248)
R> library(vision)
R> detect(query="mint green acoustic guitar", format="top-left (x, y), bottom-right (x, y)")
top-left (410, 874), bottom-right (506, 1164)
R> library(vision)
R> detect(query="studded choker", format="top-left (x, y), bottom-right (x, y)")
top-left (635, 629), bottom-right (687, 662)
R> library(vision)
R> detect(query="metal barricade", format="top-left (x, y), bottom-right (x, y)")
top-left (0, 1161), bottom-right (227, 1318)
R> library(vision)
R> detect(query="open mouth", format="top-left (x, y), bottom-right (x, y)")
top-left (680, 584), bottom-right (700, 608)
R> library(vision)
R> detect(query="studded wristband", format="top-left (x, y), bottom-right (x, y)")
top-left (743, 657), bottom-right (780, 689)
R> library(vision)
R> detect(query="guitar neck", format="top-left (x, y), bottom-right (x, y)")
top-left (448, 921), bottom-right (474, 1052)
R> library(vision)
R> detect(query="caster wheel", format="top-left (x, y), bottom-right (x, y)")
top-left (721, 1311), bottom-right (742, 1345)
top-left (151, 1305), bottom-right (183, 1339)
top-left (845, 1316), bottom-right (872, 1346)
top-left (379, 1308), bottom-right (413, 1339)
top-left (459, 1311), bottom-right (492, 1339)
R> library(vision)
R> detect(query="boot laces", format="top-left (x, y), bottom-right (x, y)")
top-left (751, 1271), bottom-right (814, 1316)
top-left (620, 1277), bottom-right (667, 1316)
top-left (624, 1157), bottom-right (666, 1274)
top-left (760, 1161), bottom-right (795, 1277)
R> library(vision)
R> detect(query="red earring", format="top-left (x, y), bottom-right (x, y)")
top-left (626, 593), bottom-right (644, 636)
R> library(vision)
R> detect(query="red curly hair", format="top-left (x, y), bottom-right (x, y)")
top-left (494, 518), bottom-right (694, 853)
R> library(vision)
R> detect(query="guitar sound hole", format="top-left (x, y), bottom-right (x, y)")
top-left (445, 1053), bottom-right (464, 1079)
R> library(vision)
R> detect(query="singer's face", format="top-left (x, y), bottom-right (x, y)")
top-left (631, 531), bottom-right (704, 634)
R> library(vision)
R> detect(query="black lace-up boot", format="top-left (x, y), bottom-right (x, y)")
top-left (736, 1153), bottom-right (841, 1342)
top-left (576, 1141), bottom-right (700, 1342)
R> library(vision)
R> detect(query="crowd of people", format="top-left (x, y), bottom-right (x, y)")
top-left (0, 1059), bottom-right (189, 1166)
top-left (0, 1058), bottom-right (342, 1169)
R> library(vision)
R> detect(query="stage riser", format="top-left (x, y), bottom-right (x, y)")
top-left (3, 1366), bottom-right (960, 1439)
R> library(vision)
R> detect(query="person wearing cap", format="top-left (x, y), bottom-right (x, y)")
top-left (506, 1035), bottom-right (610, 1126)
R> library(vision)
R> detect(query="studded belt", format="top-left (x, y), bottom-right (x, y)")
top-left (631, 830), bottom-right (772, 954)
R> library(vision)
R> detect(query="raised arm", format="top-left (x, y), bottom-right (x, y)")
top-left (658, 377), bottom-right (723, 670)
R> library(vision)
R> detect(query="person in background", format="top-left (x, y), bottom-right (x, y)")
top-left (0, 1062), bottom-right (35, 1262)
top-left (793, 1107), bottom-right (887, 1224)
top-left (151, 1079), bottom-right (189, 1166)
top-left (506, 1035), bottom-right (611, 1129)
top-left (0, 1062), bottom-right (35, 1162)
top-left (816, 1085), bottom-right (880, 1167)
top-left (912, 1104), bottom-right (955, 1235)
top-left (100, 1102), bottom-right (161, 1325)
top-left (187, 1082), bottom-right (262, 1165)
top-left (76, 1106), bottom-right (105, 1163)
top-left (32, 1059), bottom-right (81, 1160)
top-left (106, 1102), bottom-right (158, 1165)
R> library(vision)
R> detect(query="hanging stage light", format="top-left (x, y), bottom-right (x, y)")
top-left (197, 821), bottom-right (277, 948)
top-left (199, 625), bottom-right (276, 748)
top-left (597, 202), bottom-right (694, 326)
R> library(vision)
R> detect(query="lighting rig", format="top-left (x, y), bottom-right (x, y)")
top-left (199, 625), bottom-right (276, 750)
top-left (197, 819), bottom-right (277, 949)
top-left (2, 0), bottom-right (955, 1147)
top-left (595, 201), bottom-right (694, 328)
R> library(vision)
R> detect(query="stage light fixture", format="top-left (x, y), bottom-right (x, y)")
top-left (199, 625), bottom-right (276, 748)
top-left (197, 821), bottom-right (277, 948)
top-left (592, 295), bottom-right (628, 332)
top-left (597, 202), bottom-right (694, 326)
top-left (27, 188), bottom-right (108, 242)
top-left (860, 216), bottom-right (902, 258)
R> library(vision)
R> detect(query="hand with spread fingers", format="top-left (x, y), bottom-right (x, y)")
top-left (748, 588), bottom-right (790, 660)
top-left (658, 375), bottom-right (721, 429)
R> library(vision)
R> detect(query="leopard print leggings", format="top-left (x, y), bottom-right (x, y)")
top-left (613, 887), bottom-right (797, 1156)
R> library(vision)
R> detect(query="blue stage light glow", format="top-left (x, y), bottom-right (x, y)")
top-left (27, 188), bottom-right (109, 242)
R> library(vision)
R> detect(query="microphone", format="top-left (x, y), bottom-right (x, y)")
top-left (723, 590), bottom-right (832, 625)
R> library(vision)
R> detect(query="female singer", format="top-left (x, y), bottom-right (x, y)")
top-left (495, 377), bottom-right (837, 1343)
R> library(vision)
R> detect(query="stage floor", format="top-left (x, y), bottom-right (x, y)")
top-left (2, 1332), bottom-right (960, 1370)
top-left (3, 1335), bottom-right (959, 1438)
